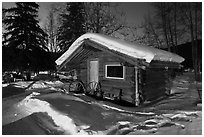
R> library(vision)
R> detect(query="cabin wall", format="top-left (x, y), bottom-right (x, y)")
top-left (99, 53), bottom-right (135, 103)
top-left (72, 50), bottom-right (136, 104)
top-left (141, 68), bottom-right (173, 101)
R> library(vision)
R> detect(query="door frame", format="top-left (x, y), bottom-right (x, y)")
top-left (87, 58), bottom-right (99, 84)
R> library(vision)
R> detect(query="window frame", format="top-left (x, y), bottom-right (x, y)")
top-left (105, 64), bottom-right (125, 80)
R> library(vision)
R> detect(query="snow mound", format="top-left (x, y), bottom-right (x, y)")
top-left (133, 116), bottom-right (185, 133)
top-left (118, 121), bottom-right (131, 125)
top-left (2, 83), bottom-right (9, 87)
top-left (178, 111), bottom-right (199, 116)
top-left (28, 81), bottom-right (49, 89)
top-left (12, 81), bottom-right (34, 88)
top-left (25, 80), bottom-right (65, 92)
top-left (143, 118), bottom-right (184, 128)
top-left (169, 111), bottom-right (199, 122)
top-left (163, 111), bottom-right (199, 120)
top-left (170, 113), bottom-right (191, 121)
top-left (16, 92), bottom-right (94, 135)
top-left (44, 80), bottom-right (64, 86)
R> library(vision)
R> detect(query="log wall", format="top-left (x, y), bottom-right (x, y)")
top-left (142, 68), bottom-right (173, 101)
top-left (63, 49), bottom-right (136, 104)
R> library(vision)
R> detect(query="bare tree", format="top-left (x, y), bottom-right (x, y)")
top-left (83, 2), bottom-right (126, 35)
top-left (44, 4), bottom-right (61, 53)
top-left (141, 11), bottom-right (163, 48)
top-left (178, 2), bottom-right (202, 80)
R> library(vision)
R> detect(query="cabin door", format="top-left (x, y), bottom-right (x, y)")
top-left (89, 60), bottom-right (99, 84)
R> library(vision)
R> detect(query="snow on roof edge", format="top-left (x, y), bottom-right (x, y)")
top-left (56, 33), bottom-right (185, 66)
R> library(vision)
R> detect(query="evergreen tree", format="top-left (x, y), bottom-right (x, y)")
top-left (57, 2), bottom-right (86, 52)
top-left (3, 2), bottom-right (51, 71)
top-left (3, 2), bottom-right (48, 51)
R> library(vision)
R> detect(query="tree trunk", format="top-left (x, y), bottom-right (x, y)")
top-left (161, 3), bottom-right (170, 51)
top-left (167, 5), bottom-right (174, 52)
top-left (173, 3), bottom-right (177, 53)
top-left (147, 12), bottom-right (162, 49)
top-left (96, 3), bottom-right (101, 33)
top-left (83, 3), bottom-right (89, 32)
top-left (189, 3), bottom-right (196, 80)
top-left (194, 3), bottom-right (198, 81)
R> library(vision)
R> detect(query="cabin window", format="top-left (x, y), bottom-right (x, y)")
top-left (105, 64), bottom-right (125, 79)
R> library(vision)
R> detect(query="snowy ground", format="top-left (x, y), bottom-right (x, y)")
top-left (2, 72), bottom-right (202, 135)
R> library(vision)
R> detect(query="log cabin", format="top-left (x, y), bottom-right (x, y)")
top-left (55, 33), bottom-right (185, 106)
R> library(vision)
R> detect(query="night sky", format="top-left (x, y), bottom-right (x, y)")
top-left (2, 2), bottom-right (155, 28)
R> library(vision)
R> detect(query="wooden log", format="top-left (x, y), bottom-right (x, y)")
top-left (100, 80), bottom-right (133, 89)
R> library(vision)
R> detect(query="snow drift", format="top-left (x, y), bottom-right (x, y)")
top-left (17, 92), bottom-right (90, 135)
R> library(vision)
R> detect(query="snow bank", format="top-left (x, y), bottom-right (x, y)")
top-left (93, 102), bottom-right (155, 116)
top-left (44, 80), bottom-right (64, 86)
top-left (16, 92), bottom-right (91, 135)
top-left (163, 111), bottom-right (199, 120)
top-left (2, 83), bottom-right (9, 87)
top-left (27, 81), bottom-right (49, 90)
top-left (56, 33), bottom-right (184, 67)
top-left (26, 80), bottom-right (63, 89)
top-left (12, 81), bottom-right (33, 88)
top-left (3, 81), bottom-right (64, 92)
top-left (142, 117), bottom-right (185, 129)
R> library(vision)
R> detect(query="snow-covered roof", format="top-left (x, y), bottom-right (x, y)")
top-left (56, 33), bottom-right (184, 66)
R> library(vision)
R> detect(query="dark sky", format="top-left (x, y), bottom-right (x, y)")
top-left (2, 2), bottom-right (155, 28)
top-left (120, 2), bottom-right (154, 26)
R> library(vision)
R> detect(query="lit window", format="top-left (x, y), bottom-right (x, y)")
top-left (105, 64), bottom-right (125, 79)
